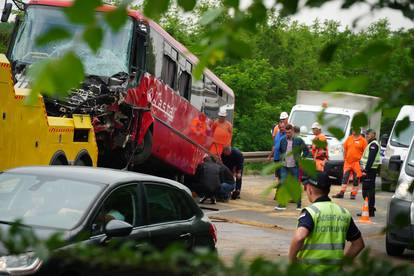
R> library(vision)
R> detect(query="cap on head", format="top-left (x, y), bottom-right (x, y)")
top-left (311, 122), bottom-right (322, 130)
top-left (218, 110), bottom-right (227, 117)
top-left (280, 112), bottom-right (289, 120)
top-left (303, 172), bottom-right (331, 190)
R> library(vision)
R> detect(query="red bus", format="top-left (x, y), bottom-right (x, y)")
top-left (3, 0), bottom-right (234, 179)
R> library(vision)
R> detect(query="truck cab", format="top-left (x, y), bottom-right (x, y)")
top-left (381, 105), bottom-right (414, 191)
top-left (290, 104), bottom-right (359, 182)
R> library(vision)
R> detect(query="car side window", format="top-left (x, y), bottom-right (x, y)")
top-left (91, 185), bottom-right (139, 235)
top-left (145, 184), bottom-right (194, 224)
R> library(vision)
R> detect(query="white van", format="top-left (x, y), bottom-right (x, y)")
top-left (386, 135), bottom-right (414, 256)
top-left (289, 90), bottom-right (381, 183)
top-left (381, 105), bottom-right (414, 190)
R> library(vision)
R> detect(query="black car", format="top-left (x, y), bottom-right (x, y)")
top-left (0, 166), bottom-right (217, 275)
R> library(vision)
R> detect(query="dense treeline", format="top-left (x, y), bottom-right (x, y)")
top-left (162, 6), bottom-right (414, 151)
top-left (0, 7), bottom-right (412, 151)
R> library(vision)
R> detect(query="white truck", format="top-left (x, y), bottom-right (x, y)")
top-left (288, 90), bottom-right (381, 184)
top-left (380, 105), bottom-right (414, 191)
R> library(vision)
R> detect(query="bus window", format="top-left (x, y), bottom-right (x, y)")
top-left (190, 77), bottom-right (203, 111)
top-left (178, 71), bottom-right (191, 100)
top-left (161, 55), bottom-right (177, 89)
top-left (203, 77), bottom-right (219, 119)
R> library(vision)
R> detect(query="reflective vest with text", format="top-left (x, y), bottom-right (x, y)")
top-left (297, 201), bottom-right (351, 272)
top-left (360, 140), bottom-right (381, 169)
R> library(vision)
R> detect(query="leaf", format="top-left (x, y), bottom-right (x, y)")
top-left (322, 76), bottom-right (369, 92)
top-left (104, 5), bottom-right (128, 32)
top-left (408, 180), bottom-right (414, 194)
top-left (279, 0), bottom-right (299, 16)
top-left (299, 159), bottom-right (317, 177)
top-left (143, 0), bottom-right (170, 19)
top-left (276, 174), bottom-right (301, 205)
top-left (320, 41), bottom-right (339, 64)
top-left (395, 116), bottom-right (410, 137)
top-left (199, 7), bottom-right (224, 26)
top-left (65, 0), bottom-right (102, 25)
top-left (351, 112), bottom-right (368, 131)
top-left (177, 0), bottom-right (196, 11)
top-left (224, 0), bottom-right (239, 8)
top-left (36, 27), bottom-right (72, 46)
top-left (82, 25), bottom-right (103, 53)
top-left (327, 127), bottom-right (345, 140)
top-left (28, 51), bottom-right (84, 102)
top-left (261, 162), bottom-right (283, 176)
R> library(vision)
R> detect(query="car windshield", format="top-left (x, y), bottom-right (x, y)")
top-left (290, 110), bottom-right (349, 137)
top-left (390, 121), bottom-right (414, 148)
top-left (0, 173), bottom-right (104, 229)
top-left (11, 5), bottom-right (133, 77)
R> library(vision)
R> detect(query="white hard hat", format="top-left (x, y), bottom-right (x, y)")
top-left (218, 110), bottom-right (227, 117)
top-left (280, 112), bottom-right (289, 120)
top-left (311, 122), bottom-right (322, 129)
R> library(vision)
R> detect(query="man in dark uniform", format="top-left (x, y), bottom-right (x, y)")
top-left (221, 146), bottom-right (244, 200)
top-left (289, 172), bottom-right (365, 272)
top-left (194, 155), bottom-right (221, 204)
top-left (358, 129), bottom-right (380, 217)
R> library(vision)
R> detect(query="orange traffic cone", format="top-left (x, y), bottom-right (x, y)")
top-left (358, 197), bottom-right (372, 223)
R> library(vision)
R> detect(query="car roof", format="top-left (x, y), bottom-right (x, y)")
top-left (4, 166), bottom-right (191, 194)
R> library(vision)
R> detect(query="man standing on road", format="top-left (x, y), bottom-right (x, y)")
top-left (333, 129), bottom-right (367, 199)
top-left (275, 124), bottom-right (309, 210)
top-left (210, 110), bottom-right (233, 156)
top-left (268, 122), bottom-right (286, 184)
top-left (271, 111), bottom-right (289, 139)
top-left (358, 129), bottom-right (380, 217)
top-left (311, 122), bottom-right (328, 172)
top-left (288, 172), bottom-right (365, 272)
top-left (221, 146), bottom-right (244, 200)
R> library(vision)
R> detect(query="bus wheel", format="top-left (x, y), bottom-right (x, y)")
top-left (133, 131), bottom-right (152, 165)
top-left (50, 152), bottom-right (69, 165)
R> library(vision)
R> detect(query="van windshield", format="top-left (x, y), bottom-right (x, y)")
top-left (290, 110), bottom-right (349, 137)
top-left (390, 121), bottom-right (414, 148)
top-left (11, 5), bottom-right (133, 77)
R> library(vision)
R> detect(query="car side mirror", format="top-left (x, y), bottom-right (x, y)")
top-left (1, 3), bottom-right (12, 23)
top-left (381, 133), bottom-right (389, 148)
top-left (104, 220), bottom-right (133, 238)
top-left (389, 155), bottom-right (403, 171)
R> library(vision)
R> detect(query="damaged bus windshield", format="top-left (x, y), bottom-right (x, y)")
top-left (10, 5), bottom-right (133, 77)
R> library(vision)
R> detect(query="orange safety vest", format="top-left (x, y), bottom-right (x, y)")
top-left (312, 133), bottom-right (328, 171)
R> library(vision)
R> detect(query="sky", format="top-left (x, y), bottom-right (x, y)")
top-left (1, 0), bottom-right (413, 31)
top-left (290, 0), bottom-right (414, 31)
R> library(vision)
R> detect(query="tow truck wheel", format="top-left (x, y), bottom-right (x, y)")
top-left (133, 131), bottom-right (153, 165)
top-left (50, 152), bottom-right (69, 165)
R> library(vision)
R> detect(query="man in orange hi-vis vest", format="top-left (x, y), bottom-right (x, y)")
top-left (210, 110), bottom-right (232, 156)
top-left (271, 111), bottom-right (289, 139)
top-left (311, 122), bottom-right (329, 172)
top-left (333, 129), bottom-right (367, 200)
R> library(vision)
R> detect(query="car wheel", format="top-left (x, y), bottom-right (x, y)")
top-left (386, 235), bottom-right (405, 256)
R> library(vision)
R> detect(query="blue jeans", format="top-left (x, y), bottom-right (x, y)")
top-left (218, 182), bottom-right (236, 199)
top-left (280, 166), bottom-right (301, 208)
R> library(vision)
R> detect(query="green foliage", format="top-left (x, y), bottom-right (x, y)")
top-left (28, 51), bottom-right (84, 101)
top-left (35, 27), bottom-right (72, 46)
top-left (0, 22), bottom-right (13, 53)
top-left (82, 25), bottom-right (104, 53)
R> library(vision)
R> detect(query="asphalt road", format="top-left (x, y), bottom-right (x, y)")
top-left (201, 175), bottom-right (414, 264)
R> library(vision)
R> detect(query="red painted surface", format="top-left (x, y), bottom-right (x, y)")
top-left (126, 74), bottom-right (215, 175)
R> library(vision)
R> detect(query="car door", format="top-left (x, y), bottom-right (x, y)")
top-left (143, 182), bottom-right (196, 250)
top-left (88, 183), bottom-right (151, 248)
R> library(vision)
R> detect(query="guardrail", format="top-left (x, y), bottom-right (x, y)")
top-left (242, 151), bottom-right (271, 163)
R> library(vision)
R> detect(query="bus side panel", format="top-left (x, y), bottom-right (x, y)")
top-left (151, 118), bottom-right (205, 175)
